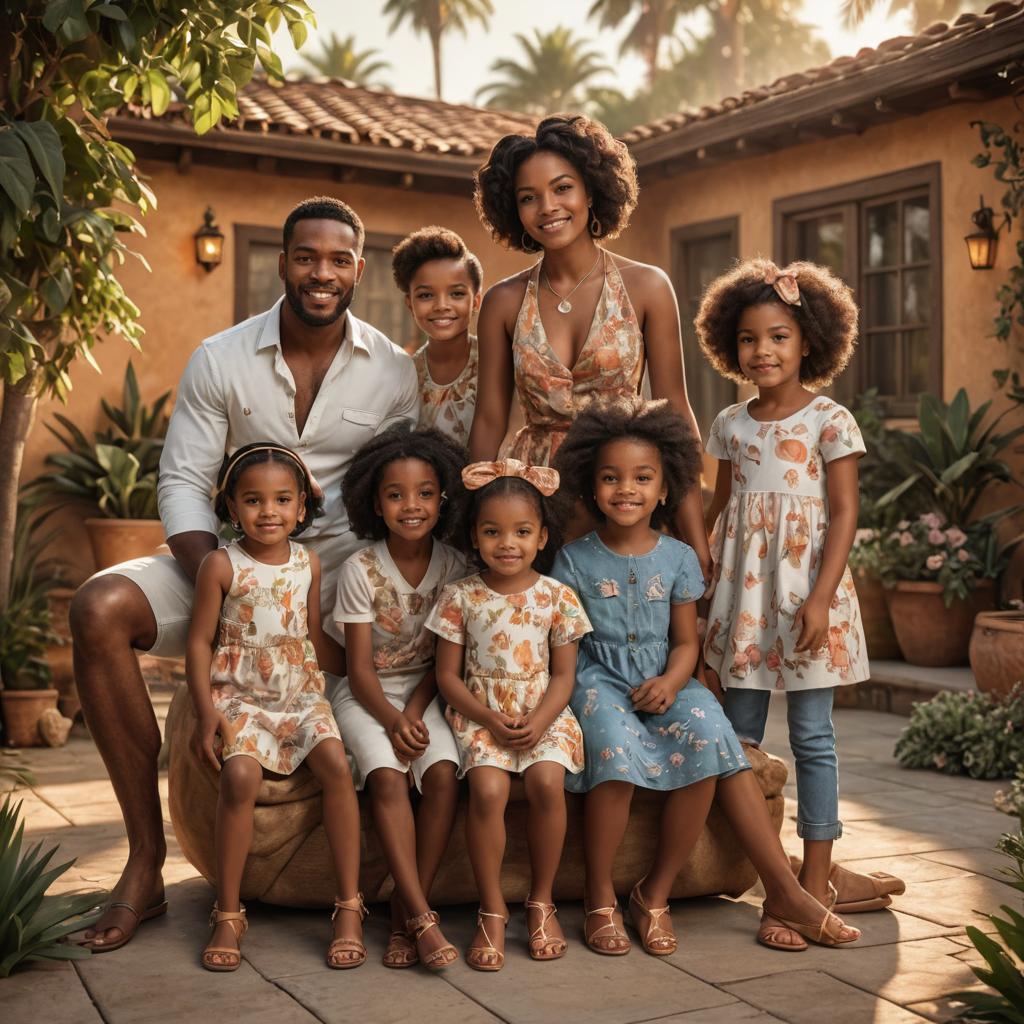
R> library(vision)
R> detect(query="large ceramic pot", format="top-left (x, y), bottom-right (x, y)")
top-left (853, 569), bottom-right (900, 661)
top-left (886, 580), bottom-right (995, 667)
top-left (1, 689), bottom-right (60, 747)
top-left (45, 587), bottom-right (78, 721)
top-left (84, 518), bottom-right (165, 571)
top-left (970, 611), bottom-right (1024, 697)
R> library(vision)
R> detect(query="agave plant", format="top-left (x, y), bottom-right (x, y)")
top-left (0, 795), bottom-right (103, 976)
top-left (25, 362), bottom-right (170, 520)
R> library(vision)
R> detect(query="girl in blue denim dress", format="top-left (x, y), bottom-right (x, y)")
top-left (553, 397), bottom-right (860, 957)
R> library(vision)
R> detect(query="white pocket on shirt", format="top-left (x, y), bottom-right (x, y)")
top-left (339, 408), bottom-right (382, 441)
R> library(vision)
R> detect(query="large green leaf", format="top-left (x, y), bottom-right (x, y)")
top-left (0, 131), bottom-right (35, 218)
top-left (13, 121), bottom-right (65, 201)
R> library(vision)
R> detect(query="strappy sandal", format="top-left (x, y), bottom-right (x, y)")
top-left (628, 881), bottom-right (677, 956)
top-left (406, 909), bottom-right (458, 971)
top-left (466, 910), bottom-right (508, 972)
top-left (583, 903), bottom-right (631, 956)
top-left (761, 904), bottom-right (860, 948)
top-left (202, 903), bottom-right (248, 972)
top-left (756, 912), bottom-right (808, 952)
top-left (524, 898), bottom-right (567, 961)
top-left (788, 856), bottom-right (905, 914)
top-left (327, 894), bottom-right (367, 969)
top-left (80, 896), bottom-right (168, 952)
top-left (383, 929), bottom-right (418, 968)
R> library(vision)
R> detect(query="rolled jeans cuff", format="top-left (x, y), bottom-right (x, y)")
top-left (796, 819), bottom-right (843, 841)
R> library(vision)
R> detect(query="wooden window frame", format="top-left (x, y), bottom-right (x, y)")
top-left (772, 163), bottom-right (942, 416)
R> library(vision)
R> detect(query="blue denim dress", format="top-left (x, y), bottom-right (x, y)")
top-left (551, 532), bottom-right (750, 793)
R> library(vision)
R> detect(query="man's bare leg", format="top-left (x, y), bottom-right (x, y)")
top-left (71, 575), bottom-right (168, 948)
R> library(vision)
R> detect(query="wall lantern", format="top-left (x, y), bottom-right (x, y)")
top-left (964, 195), bottom-right (1010, 270)
top-left (194, 207), bottom-right (224, 272)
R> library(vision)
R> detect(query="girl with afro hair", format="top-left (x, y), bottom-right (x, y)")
top-left (697, 259), bottom-right (898, 936)
top-left (551, 397), bottom-right (860, 955)
top-left (331, 422), bottom-right (469, 971)
top-left (468, 113), bottom-right (712, 577)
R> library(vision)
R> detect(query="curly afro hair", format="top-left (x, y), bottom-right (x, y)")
top-left (463, 475), bottom-right (564, 574)
top-left (391, 226), bottom-right (483, 294)
top-left (214, 442), bottom-right (323, 537)
top-left (553, 396), bottom-right (702, 529)
top-left (474, 114), bottom-right (638, 253)
top-left (341, 422), bottom-right (468, 542)
top-left (694, 257), bottom-right (859, 389)
top-left (283, 196), bottom-right (364, 253)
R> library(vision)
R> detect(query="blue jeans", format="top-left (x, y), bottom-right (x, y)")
top-left (724, 687), bottom-right (841, 841)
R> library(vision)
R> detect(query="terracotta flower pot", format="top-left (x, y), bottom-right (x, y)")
top-left (886, 580), bottom-right (995, 667)
top-left (970, 611), bottom-right (1024, 698)
top-left (853, 569), bottom-right (901, 661)
top-left (1, 689), bottom-right (60, 747)
top-left (84, 518), bottom-right (165, 571)
top-left (45, 587), bottom-right (79, 720)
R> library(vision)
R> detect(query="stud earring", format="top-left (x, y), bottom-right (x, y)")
top-left (440, 490), bottom-right (448, 502)
top-left (231, 520), bottom-right (241, 530)
top-left (659, 496), bottom-right (666, 506)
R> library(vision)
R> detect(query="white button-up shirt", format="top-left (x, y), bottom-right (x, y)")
top-left (157, 298), bottom-right (420, 600)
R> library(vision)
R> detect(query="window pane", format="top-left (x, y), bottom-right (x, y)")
top-left (352, 246), bottom-right (412, 351)
top-left (246, 242), bottom-right (283, 319)
top-left (903, 196), bottom-right (930, 263)
top-left (866, 202), bottom-right (898, 268)
top-left (797, 215), bottom-right (845, 276)
top-left (866, 331), bottom-right (900, 396)
top-left (902, 267), bottom-right (930, 325)
top-left (866, 272), bottom-right (898, 327)
top-left (905, 329), bottom-right (930, 394)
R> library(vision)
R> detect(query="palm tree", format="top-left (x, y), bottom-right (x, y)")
top-left (382, 0), bottom-right (494, 100)
top-left (477, 26), bottom-right (611, 115)
top-left (296, 32), bottom-right (391, 87)
top-left (841, 0), bottom-right (970, 30)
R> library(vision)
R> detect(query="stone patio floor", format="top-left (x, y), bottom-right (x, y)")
top-left (4, 693), bottom-right (1020, 1024)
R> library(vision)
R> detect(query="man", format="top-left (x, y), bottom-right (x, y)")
top-left (71, 196), bottom-right (419, 950)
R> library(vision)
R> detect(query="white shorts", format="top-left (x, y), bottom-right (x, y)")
top-left (331, 685), bottom-right (459, 793)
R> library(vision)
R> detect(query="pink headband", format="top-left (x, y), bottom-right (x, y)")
top-left (462, 458), bottom-right (559, 497)
top-left (764, 266), bottom-right (801, 307)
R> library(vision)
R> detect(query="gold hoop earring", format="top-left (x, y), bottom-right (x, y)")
top-left (521, 230), bottom-right (538, 252)
top-left (589, 210), bottom-right (602, 236)
top-left (440, 490), bottom-right (448, 503)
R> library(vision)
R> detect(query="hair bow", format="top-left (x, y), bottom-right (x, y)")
top-left (461, 458), bottom-right (559, 497)
top-left (764, 266), bottom-right (801, 307)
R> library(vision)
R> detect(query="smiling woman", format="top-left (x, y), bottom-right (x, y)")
top-left (469, 113), bottom-right (711, 575)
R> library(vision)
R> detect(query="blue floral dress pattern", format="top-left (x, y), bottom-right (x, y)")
top-left (551, 532), bottom-right (749, 793)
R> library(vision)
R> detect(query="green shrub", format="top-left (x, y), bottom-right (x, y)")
top-left (895, 685), bottom-right (1024, 780)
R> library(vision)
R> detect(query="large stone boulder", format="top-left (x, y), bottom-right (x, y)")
top-left (166, 687), bottom-right (787, 908)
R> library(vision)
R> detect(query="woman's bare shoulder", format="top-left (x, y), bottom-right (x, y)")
top-left (483, 267), bottom-right (532, 308)
top-left (608, 252), bottom-right (672, 296)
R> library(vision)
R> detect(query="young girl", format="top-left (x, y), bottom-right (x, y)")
top-left (186, 442), bottom-right (365, 973)
top-left (332, 422), bottom-right (468, 971)
top-left (392, 226), bottom-right (483, 446)
top-left (553, 397), bottom-right (859, 953)
top-left (697, 258), bottom-right (903, 934)
top-left (427, 460), bottom-right (591, 970)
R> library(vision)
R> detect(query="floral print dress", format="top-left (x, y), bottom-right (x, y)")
top-left (425, 574), bottom-right (592, 775)
top-left (413, 334), bottom-right (478, 446)
top-left (508, 252), bottom-right (644, 465)
top-left (704, 398), bottom-right (870, 691)
top-left (211, 541), bottom-right (340, 775)
top-left (551, 533), bottom-right (749, 793)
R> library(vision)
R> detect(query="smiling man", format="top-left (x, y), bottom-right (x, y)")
top-left (68, 196), bottom-right (419, 953)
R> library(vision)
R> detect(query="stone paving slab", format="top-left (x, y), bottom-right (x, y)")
top-left (6, 961), bottom-right (104, 1024)
top-left (648, 1004), bottom-right (787, 1022)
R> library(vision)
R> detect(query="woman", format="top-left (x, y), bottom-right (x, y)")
top-left (468, 113), bottom-right (710, 576)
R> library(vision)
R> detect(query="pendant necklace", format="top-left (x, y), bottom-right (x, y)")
top-left (542, 249), bottom-right (603, 314)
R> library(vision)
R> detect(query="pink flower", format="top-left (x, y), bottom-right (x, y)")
top-left (957, 548), bottom-right (970, 563)
top-left (926, 553), bottom-right (946, 570)
top-left (691, 707), bottom-right (706, 719)
top-left (945, 527), bottom-right (967, 548)
top-left (669, 753), bottom-right (684, 767)
top-left (899, 532), bottom-right (914, 547)
top-left (928, 529), bottom-right (945, 545)
top-left (920, 512), bottom-right (943, 530)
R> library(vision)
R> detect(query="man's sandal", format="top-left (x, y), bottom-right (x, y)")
top-left (628, 881), bottom-right (677, 956)
top-left (202, 903), bottom-right (248, 972)
top-left (524, 899), bottom-right (567, 961)
top-left (406, 910), bottom-right (458, 971)
top-left (756, 912), bottom-right (808, 952)
top-left (466, 910), bottom-right (508, 972)
top-left (761, 904), bottom-right (860, 948)
top-left (789, 855), bottom-right (905, 914)
top-left (383, 929), bottom-right (418, 968)
top-left (327, 894), bottom-right (367, 969)
top-left (583, 903), bottom-right (631, 956)
top-left (80, 896), bottom-right (168, 953)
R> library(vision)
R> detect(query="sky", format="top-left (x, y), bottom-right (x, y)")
top-left (272, 0), bottom-right (925, 105)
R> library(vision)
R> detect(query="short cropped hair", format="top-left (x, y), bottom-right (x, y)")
top-left (391, 226), bottom-right (484, 294)
top-left (283, 196), bottom-right (365, 253)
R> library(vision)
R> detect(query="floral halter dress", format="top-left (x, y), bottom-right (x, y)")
top-left (508, 251), bottom-right (644, 466)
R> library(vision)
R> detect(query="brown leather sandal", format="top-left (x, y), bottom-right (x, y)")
top-left (327, 894), bottom-right (367, 969)
top-left (583, 903), bottom-right (631, 956)
top-left (756, 912), bottom-right (808, 952)
top-left (525, 898), bottom-right (567, 961)
top-left (80, 896), bottom-right (168, 952)
top-left (383, 929), bottom-right (418, 968)
top-left (761, 903), bottom-right (860, 948)
top-left (406, 909), bottom-right (458, 971)
top-left (628, 881), bottom-right (677, 956)
top-left (466, 910), bottom-right (508, 972)
top-left (202, 903), bottom-right (248, 972)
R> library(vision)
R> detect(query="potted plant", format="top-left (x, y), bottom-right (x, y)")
top-left (850, 524), bottom-right (901, 661)
top-left (971, 601), bottom-right (1024, 698)
top-left (877, 389), bottom-right (1024, 666)
top-left (25, 362), bottom-right (170, 570)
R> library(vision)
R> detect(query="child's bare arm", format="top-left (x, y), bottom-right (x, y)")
top-left (306, 551), bottom-right (346, 676)
top-left (705, 458), bottom-right (733, 535)
top-left (632, 602), bottom-right (700, 713)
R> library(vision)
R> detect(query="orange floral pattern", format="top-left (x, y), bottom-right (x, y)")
top-left (413, 334), bottom-right (478, 446)
top-left (507, 253), bottom-right (644, 466)
top-left (211, 542), bottom-right (340, 774)
top-left (704, 399), bottom-right (870, 692)
top-left (425, 574), bottom-right (592, 773)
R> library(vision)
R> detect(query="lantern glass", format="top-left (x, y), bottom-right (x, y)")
top-left (194, 208), bottom-right (225, 271)
top-left (964, 231), bottom-right (996, 270)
